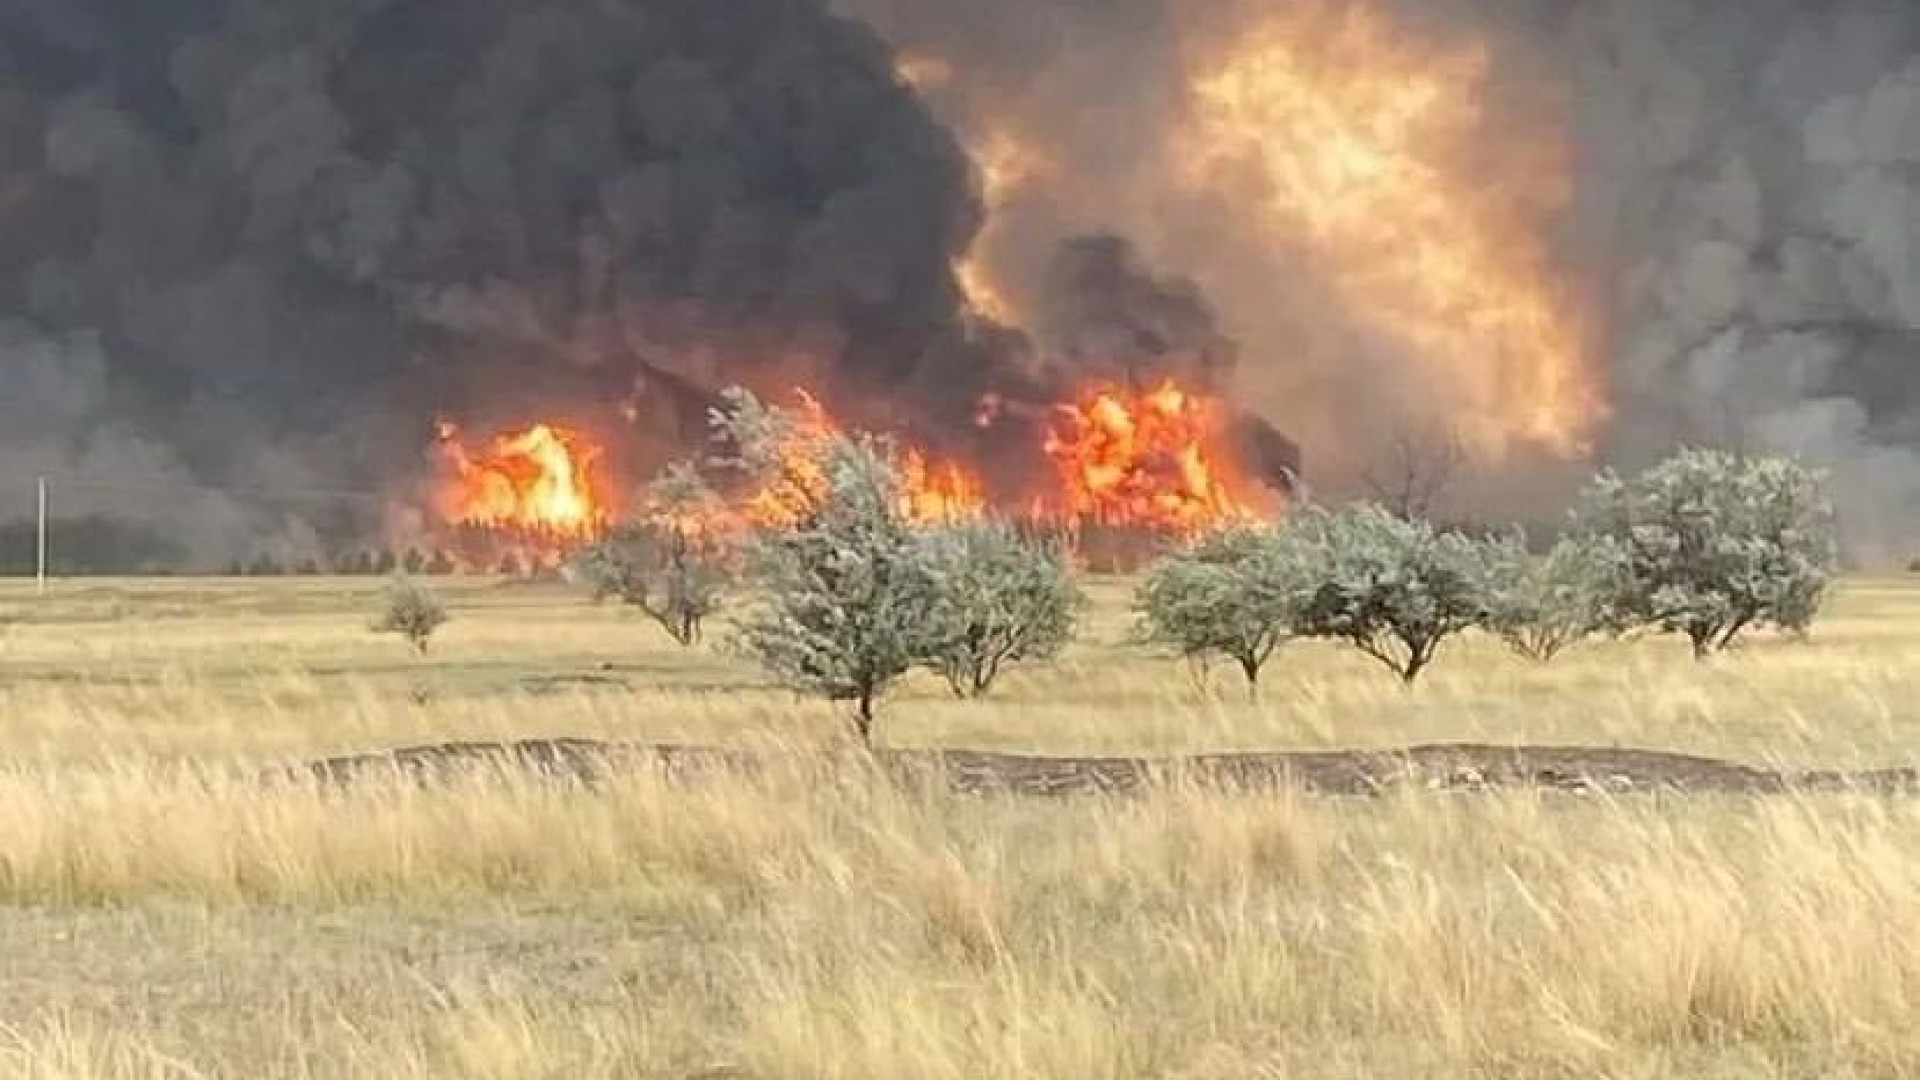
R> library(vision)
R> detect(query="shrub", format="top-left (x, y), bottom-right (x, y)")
top-left (1573, 449), bottom-right (1838, 657)
top-left (730, 430), bottom-right (942, 746)
top-left (1136, 526), bottom-right (1304, 688)
top-left (573, 464), bottom-right (732, 646)
top-left (1286, 503), bottom-right (1493, 684)
top-left (372, 576), bottom-right (448, 655)
top-left (575, 524), bottom-right (730, 646)
top-left (1481, 530), bottom-right (1625, 662)
top-left (919, 520), bottom-right (1081, 698)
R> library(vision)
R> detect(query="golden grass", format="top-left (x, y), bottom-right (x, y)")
top-left (2, 575), bottom-right (1917, 766)
top-left (0, 575), bottom-right (1915, 1077)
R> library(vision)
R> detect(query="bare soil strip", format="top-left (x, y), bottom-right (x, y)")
top-left (279, 739), bottom-right (1920, 796)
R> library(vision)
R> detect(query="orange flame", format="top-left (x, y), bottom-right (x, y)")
top-left (902, 450), bottom-right (987, 526)
top-left (433, 380), bottom-right (1264, 554)
top-left (744, 391), bottom-right (984, 529)
top-left (1041, 381), bottom-right (1252, 531)
top-left (435, 422), bottom-right (610, 537)
top-left (1181, 2), bottom-right (1604, 459)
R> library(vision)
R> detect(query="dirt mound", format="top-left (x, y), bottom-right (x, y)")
top-left (275, 740), bottom-right (1920, 797)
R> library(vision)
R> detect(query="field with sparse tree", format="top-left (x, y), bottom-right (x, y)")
top-left (0, 559), bottom-right (1915, 1077)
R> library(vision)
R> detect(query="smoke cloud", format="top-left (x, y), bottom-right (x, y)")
top-left (5, 0), bottom-right (1917, 563)
top-left (0, 0), bottom-right (991, 564)
top-left (840, 0), bottom-right (1920, 560)
top-left (1037, 235), bottom-right (1236, 393)
top-left (1565, 0), bottom-right (1920, 562)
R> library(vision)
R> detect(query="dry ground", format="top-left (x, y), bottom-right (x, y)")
top-left (0, 574), bottom-right (1916, 1078)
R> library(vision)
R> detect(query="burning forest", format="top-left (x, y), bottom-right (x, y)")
top-left (3, 0), bottom-right (1918, 567)
top-left (414, 372), bottom-right (1277, 573)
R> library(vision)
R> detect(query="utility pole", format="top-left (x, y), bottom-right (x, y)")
top-left (36, 476), bottom-right (47, 596)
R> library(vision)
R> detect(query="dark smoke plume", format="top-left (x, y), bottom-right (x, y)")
top-left (0, 0), bottom-right (996, 564)
top-left (17, 0), bottom-right (1911, 562)
top-left (1038, 235), bottom-right (1236, 393)
top-left (839, 0), bottom-right (1920, 561)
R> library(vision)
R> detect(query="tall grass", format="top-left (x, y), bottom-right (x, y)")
top-left (0, 758), bottom-right (1913, 1076)
top-left (0, 577), bottom-right (1914, 1076)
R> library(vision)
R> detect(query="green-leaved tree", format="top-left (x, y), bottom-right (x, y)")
top-left (728, 425), bottom-right (941, 745)
top-left (1573, 449), bottom-right (1838, 657)
top-left (574, 463), bottom-right (733, 646)
top-left (1286, 503), bottom-right (1493, 684)
top-left (920, 520), bottom-right (1081, 698)
top-left (1481, 530), bottom-right (1626, 662)
top-left (1136, 526), bottom-right (1304, 689)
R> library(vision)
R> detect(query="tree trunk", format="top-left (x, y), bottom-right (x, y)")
top-left (1689, 628), bottom-right (1714, 660)
top-left (851, 692), bottom-right (877, 748)
top-left (1400, 642), bottom-right (1432, 685)
top-left (971, 656), bottom-right (1001, 698)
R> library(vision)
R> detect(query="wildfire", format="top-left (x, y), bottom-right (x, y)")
top-left (742, 383), bottom-right (1257, 535)
top-left (1041, 381), bottom-right (1252, 531)
top-left (435, 421), bottom-right (610, 537)
top-left (427, 381), bottom-right (1262, 568)
top-left (743, 391), bottom-right (984, 529)
top-left (1182, 2), bottom-right (1603, 458)
top-left (902, 450), bottom-right (986, 526)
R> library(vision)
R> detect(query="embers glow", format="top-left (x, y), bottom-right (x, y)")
top-left (435, 422), bottom-right (610, 537)
top-left (1182, 1), bottom-right (1604, 458)
top-left (1041, 381), bottom-right (1253, 531)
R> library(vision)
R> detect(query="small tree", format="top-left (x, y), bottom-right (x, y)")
top-left (919, 520), bottom-right (1081, 698)
top-left (1136, 526), bottom-right (1303, 689)
top-left (1481, 530), bottom-right (1625, 662)
top-left (1286, 503), bottom-right (1492, 684)
top-left (730, 429), bottom-right (942, 746)
top-left (373, 575), bottom-right (448, 655)
top-left (1573, 449), bottom-right (1838, 658)
top-left (574, 464), bottom-right (733, 646)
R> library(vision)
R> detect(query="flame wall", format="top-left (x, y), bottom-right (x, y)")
top-left (845, 0), bottom-right (1920, 560)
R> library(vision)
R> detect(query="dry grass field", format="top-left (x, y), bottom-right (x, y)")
top-left (0, 574), bottom-right (1916, 1078)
